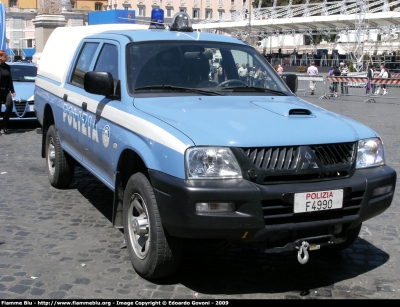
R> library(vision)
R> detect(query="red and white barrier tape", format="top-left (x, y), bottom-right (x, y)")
top-left (326, 77), bottom-right (400, 84)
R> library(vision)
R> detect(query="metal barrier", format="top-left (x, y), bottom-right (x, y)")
top-left (325, 76), bottom-right (400, 103)
top-left (324, 76), bottom-right (368, 99)
top-left (297, 75), bottom-right (326, 97)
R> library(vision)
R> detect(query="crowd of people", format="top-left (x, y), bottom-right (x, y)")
top-left (326, 62), bottom-right (390, 97)
top-left (209, 61), bottom-right (282, 88)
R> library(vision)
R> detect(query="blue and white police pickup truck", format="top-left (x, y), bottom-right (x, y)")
top-left (34, 11), bottom-right (396, 279)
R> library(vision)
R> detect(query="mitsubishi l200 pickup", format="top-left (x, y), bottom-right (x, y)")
top-left (34, 11), bottom-right (397, 279)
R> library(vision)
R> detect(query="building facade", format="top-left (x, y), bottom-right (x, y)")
top-left (102, 0), bottom-right (246, 23)
top-left (2, 0), bottom-right (106, 53)
top-left (2, 0), bottom-right (246, 55)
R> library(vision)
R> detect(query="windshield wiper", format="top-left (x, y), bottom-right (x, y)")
top-left (134, 85), bottom-right (224, 96)
top-left (221, 86), bottom-right (287, 96)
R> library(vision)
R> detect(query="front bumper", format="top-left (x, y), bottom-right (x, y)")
top-left (150, 165), bottom-right (396, 244)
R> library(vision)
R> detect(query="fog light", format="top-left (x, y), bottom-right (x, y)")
top-left (372, 185), bottom-right (393, 197)
top-left (196, 202), bottom-right (235, 213)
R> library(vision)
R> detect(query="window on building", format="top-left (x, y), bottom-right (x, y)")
top-left (193, 9), bottom-right (200, 19)
top-left (231, 0), bottom-right (234, 5)
top-left (206, 0), bottom-right (211, 4)
top-left (9, 0), bottom-right (17, 7)
top-left (180, 8), bottom-right (187, 13)
top-left (95, 2), bottom-right (103, 11)
top-left (205, 10), bottom-right (212, 19)
top-left (218, 10), bottom-right (223, 19)
top-left (138, 6), bottom-right (145, 16)
top-left (166, 8), bottom-right (172, 17)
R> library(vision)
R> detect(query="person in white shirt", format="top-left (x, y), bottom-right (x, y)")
top-left (307, 62), bottom-right (318, 95)
top-left (375, 64), bottom-right (386, 95)
top-left (381, 67), bottom-right (388, 95)
top-left (238, 63), bottom-right (248, 85)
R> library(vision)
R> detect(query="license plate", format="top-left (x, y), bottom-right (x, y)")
top-left (294, 189), bottom-right (343, 213)
top-left (29, 105), bottom-right (34, 112)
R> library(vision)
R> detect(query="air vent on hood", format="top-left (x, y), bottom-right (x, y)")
top-left (289, 108), bottom-right (312, 116)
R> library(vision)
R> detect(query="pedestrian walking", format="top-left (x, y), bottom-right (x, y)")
top-left (375, 64), bottom-right (386, 95)
top-left (339, 62), bottom-right (349, 94)
top-left (381, 67), bottom-right (388, 96)
top-left (238, 63), bottom-right (248, 84)
top-left (0, 50), bottom-right (16, 135)
top-left (209, 62), bottom-right (216, 81)
top-left (277, 64), bottom-right (283, 77)
top-left (248, 67), bottom-right (255, 86)
top-left (366, 64), bottom-right (376, 95)
top-left (217, 62), bottom-right (225, 84)
top-left (307, 61), bottom-right (318, 95)
top-left (333, 66), bottom-right (341, 98)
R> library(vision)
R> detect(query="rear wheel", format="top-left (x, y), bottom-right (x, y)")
top-left (123, 173), bottom-right (182, 279)
top-left (45, 125), bottom-right (74, 188)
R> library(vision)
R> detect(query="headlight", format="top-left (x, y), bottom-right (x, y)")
top-left (356, 138), bottom-right (385, 169)
top-left (186, 147), bottom-right (242, 179)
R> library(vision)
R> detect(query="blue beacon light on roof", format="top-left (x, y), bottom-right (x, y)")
top-left (149, 8), bottom-right (165, 29)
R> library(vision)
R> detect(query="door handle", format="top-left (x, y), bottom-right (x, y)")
top-left (82, 102), bottom-right (87, 112)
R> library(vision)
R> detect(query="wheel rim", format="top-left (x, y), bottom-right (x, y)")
top-left (127, 193), bottom-right (150, 259)
top-left (47, 137), bottom-right (56, 176)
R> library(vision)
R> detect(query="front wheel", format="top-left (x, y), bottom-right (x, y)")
top-left (123, 173), bottom-right (182, 279)
top-left (45, 125), bottom-right (74, 188)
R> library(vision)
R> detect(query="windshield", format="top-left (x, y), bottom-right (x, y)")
top-left (11, 65), bottom-right (37, 82)
top-left (127, 41), bottom-right (291, 95)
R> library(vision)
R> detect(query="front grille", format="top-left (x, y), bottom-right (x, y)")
top-left (243, 146), bottom-right (301, 170)
top-left (238, 142), bottom-right (357, 184)
top-left (241, 143), bottom-right (356, 170)
top-left (262, 189), bottom-right (364, 225)
top-left (14, 101), bottom-right (27, 116)
top-left (311, 143), bottom-right (355, 166)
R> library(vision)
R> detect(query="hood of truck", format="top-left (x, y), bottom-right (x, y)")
top-left (133, 95), bottom-right (378, 147)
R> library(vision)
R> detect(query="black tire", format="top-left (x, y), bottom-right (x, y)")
top-left (123, 173), bottom-right (182, 279)
top-left (323, 223), bottom-right (362, 253)
top-left (45, 125), bottom-right (74, 188)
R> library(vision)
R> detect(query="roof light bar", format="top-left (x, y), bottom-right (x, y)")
top-left (169, 12), bottom-right (193, 32)
top-left (149, 8), bottom-right (165, 29)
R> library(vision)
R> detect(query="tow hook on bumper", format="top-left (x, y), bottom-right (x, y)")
top-left (294, 235), bottom-right (335, 264)
top-left (296, 241), bottom-right (310, 264)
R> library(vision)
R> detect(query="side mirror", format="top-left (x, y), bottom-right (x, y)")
top-left (84, 71), bottom-right (114, 97)
top-left (282, 73), bottom-right (298, 93)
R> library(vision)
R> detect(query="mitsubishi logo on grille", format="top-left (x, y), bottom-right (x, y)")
top-left (301, 151), bottom-right (319, 169)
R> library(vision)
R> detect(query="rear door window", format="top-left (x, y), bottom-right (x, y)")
top-left (94, 44), bottom-right (119, 94)
top-left (70, 42), bottom-right (99, 87)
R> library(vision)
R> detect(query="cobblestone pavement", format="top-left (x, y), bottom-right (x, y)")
top-left (0, 93), bottom-right (399, 299)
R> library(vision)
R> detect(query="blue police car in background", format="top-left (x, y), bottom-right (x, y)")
top-left (0, 62), bottom-right (37, 122)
